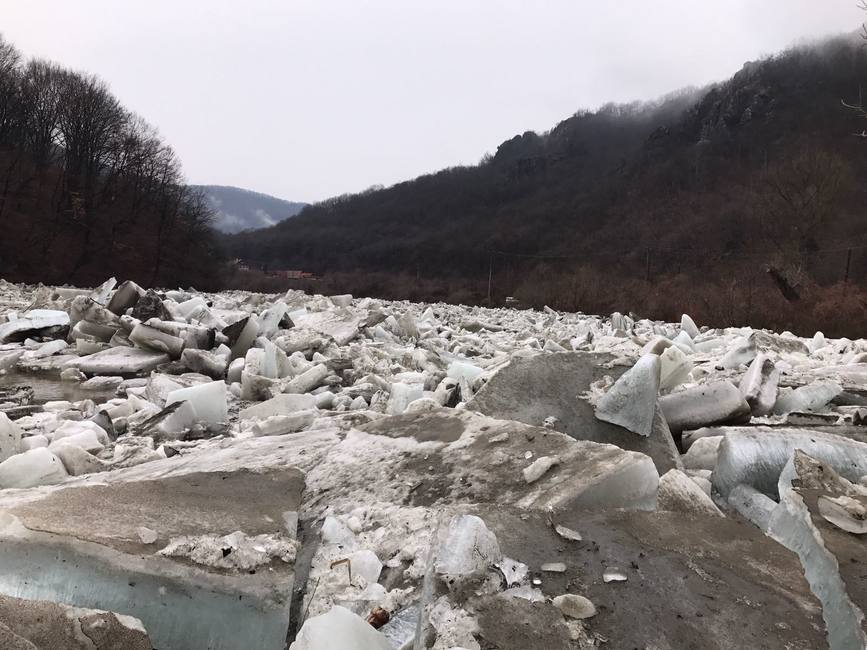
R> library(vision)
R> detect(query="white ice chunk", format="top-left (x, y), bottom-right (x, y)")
top-left (435, 514), bottom-right (501, 578)
top-left (174, 296), bottom-right (208, 320)
top-left (496, 557), bottom-right (529, 587)
top-left (809, 331), bottom-right (827, 353)
top-left (321, 516), bottom-right (356, 547)
top-left (313, 391), bottom-right (335, 409)
top-left (166, 380), bottom-right (227, 430)
top-left (718, 336), bottom-right (757, 369)
top-left (594, 354), bottom-right (660, 437)
top-left (0, 309), bottom-right (69, 342)
top-left (738, 353), bottom-right (779, 416)
top-left (387, 382), bottom-right (424, 416)
top-left (49, 430), bottom-right (105, 454)
top-left (0, 413), bottom-right (22, 463)
top-left (230, 315), bottom-right (259, 360)
top-left (348, 549), bottom-right (382, 584)
top-left (23, 339), bottom-right (68, 359)
top-left (227, 357), bottom-right (245, 384)
top-left (129, 323), bottom-right (184, 359)
top-left (258, 301), bottom-right (288, 338)
top-left (658, 344), bottom-right (692, 394)
top-left (659, 382), bottom-right (750, 434)
top-left (680, 314), bottom-right (700, 339)
top-left (727, 483), bottom-right (777, 531)
top-left (447, 361), bottom-right (484, 382)
top-left (682, 436), bottom-right (722, 471)
top-left (0, 447), bottom-right (68, 488)
top-left (251, 411), bottom-right (316, 437)
top-left (19, 435), bottom-right (48, 451)
top-left (671, 330), bottom-right (696, 353)
top-left (523, 455), bottom-right (559, 483)
top-left (71, 347), bottom-right (169, 376)
top-left (657, 469), bottom-right (722, 516)
top-left (713, 428), bottom-right (867, 498)
top-left (51, 420), bottom-right (110, 447)
top-left (240, 393), bottom-right (318, 422)
top-left (282, 363), bottom-right (328, 395)
top-left (51, 442), bottom-right (109, 476)
top-left (772, 381), bottom-right (842, 415)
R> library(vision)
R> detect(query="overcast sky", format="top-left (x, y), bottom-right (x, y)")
top-left (0, 1), bottom-right (862, 202)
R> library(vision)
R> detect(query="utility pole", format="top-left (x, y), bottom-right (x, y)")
top-left (644, 249), bottom-right (651, 282)
top-left (487, 253), bottom-right (493, 303)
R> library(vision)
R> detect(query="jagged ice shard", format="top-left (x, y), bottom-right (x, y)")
top-left (594, 354), bottom-right (660, 436)
top-left (768, 451), bottom-right (867, 650)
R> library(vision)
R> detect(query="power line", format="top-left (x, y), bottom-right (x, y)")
top-left (492, 240), bottom-right (867, 260)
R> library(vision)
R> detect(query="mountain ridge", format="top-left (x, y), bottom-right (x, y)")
top-left (192, 184), bottom-right (306, 234)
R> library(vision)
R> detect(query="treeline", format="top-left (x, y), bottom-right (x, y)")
top-left (226, 37), bottom-right (867, 336)
top-left (0, 35), bottom-right (224, 289)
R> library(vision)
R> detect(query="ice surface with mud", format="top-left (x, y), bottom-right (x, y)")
top-left (0, 277), bottom-right (864, 648)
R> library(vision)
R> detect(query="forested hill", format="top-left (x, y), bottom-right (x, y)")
top-left (227, 36), bottom-right (867, 335)
top-left (191, 185), bottom-right (306, 234)
top-left (0, 35), bottom-right (224, 289)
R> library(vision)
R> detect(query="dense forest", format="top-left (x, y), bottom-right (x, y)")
top-left (228, 36), bottom-right (867, 336)
top-left (0, 35), bottom-right (224, 289)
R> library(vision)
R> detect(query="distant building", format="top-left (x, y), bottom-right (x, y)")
top-left (267, 269), bottom-right (315, 280)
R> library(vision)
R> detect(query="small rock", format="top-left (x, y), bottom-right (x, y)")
top-left (553, 594), bottom-right (596, 619)
top-left (523, 455), bottom-right (559, 483)
top-left (137, 526), bottom-right (158, 544)
top-left (818, 495), bottom-right (867, 534)
top-left (554, 524), bottom-right (582, 542)
top-left (603, 568), bottom-right (628, 583)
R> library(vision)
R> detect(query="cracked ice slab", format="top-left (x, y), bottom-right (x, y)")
top-left (290, 309), bottom-right (366, 346)
top-left (659, 381), bottom-right (751, 435)
top-left (0, 466), bottom-right (305, 650)
top-left (468, 352), bottom-right (681, 473)
top-left (68, 347), bottom-right (169, 377)
top-left (0, 430), bottom-right (342, 650)
top-left (0, 310), bottom-right (70, 343)
top-left (348, 408), bottom-right (660, 511)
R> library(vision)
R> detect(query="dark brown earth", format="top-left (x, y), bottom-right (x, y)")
top-left (0, 594), bottom-right (152, 650)
top-left (462, 505), bottom-right (826, 650)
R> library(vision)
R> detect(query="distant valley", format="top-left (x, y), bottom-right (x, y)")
top-left (192, 185), bottom-right (307, 234)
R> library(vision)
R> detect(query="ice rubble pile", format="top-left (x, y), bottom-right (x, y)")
top-left (0, 278), bottom-right (865, 648)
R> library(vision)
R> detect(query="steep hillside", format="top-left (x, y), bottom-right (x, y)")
top-left (192, 185), bottom-right (306, 233)
top-left (0, 35), bottom-right (224, 289)
top-left (227, 37), bottom-right (867, 335)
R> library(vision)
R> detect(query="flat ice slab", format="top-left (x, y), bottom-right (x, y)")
top-left (70, 347), bottom-right (169, 376)
top-left (0, 466), bottom-right (305, 650)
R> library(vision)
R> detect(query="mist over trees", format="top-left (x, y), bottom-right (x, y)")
top-left (0, 34), bottom-right (223, 289)
top-left (227, 36), bottom-right (867, 336)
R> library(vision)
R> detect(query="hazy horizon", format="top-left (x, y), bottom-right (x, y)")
top-left (1, 1), bottom-right (862, 203)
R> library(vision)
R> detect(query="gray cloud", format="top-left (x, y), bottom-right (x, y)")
top-left (0, 0), bottom-right (861, 202)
